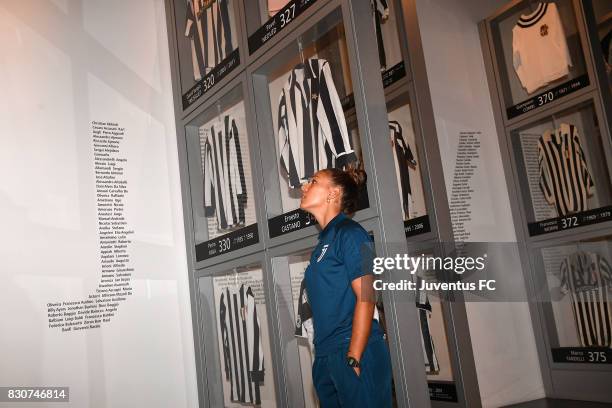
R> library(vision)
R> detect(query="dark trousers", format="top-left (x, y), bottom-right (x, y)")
top-left (312, 338), bottom-right (392, 408)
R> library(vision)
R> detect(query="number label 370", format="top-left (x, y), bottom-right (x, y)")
top-left (537, 91), bottom-right (554, 107)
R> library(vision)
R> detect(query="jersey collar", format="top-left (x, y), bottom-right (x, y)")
top-left (319, 212), bottom-right (347, 241)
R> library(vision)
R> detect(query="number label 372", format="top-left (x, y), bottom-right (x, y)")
top-left (561, 216), bottom-right (578, 229)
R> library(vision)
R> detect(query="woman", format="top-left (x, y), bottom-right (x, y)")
top-left (300, 167), bottom-right (393, 408)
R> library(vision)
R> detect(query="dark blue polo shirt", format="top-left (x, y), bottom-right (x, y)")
top-left (304, 212), bottom-right (383, 356)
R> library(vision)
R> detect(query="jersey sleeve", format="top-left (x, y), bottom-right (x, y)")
top-left (278, 89), bottom-right (297, 186)
top-left (339, 225), bottom-right (375, 282)
top-left (316, 60), bottom-right (357, 169)
top-left (550, 3), bottom-right (572, 69)
top-left (219, 292), bottom-right (231, 380)
top-left (559, 257), bottom-right (569, 295)
top-left (245, 286), bottom-right (265, 382)
top-left (202, 138), bottom-right (216, 217)
top-left (537, 134), bottom-right (556, 206)
top-left (512, 28), bottom-right (529, 92)
top-left (185, 2), bottom-right (195, 38)
top-left (599, 256), bottom-right (612, 289)
top-left (573, 127), bottom-right (595, 196)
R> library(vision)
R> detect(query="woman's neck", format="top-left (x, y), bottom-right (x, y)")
top-left (314, 207), bottom-right (342, 230)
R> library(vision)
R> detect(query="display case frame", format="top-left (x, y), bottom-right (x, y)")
top-left (582, 0), bottom-right (612, 129)
top-left (527, 228), bottom-right (612, 374)
top-left (167, 0), bottom-right (248, 117)
top-left (384, 85), bottom-right (437, 240)
top-left (166, 0), bottom-right (483, 406)
top-left (483, 0), bottom-right (600, 126)
top-left (194, 252), bottom-right (285, 407)
top-left (480, 0), bottom-right (612, 401)
top-left (504, 93), bottom-right (612, 240)
top-left (182, 72), bottom-right (268, 270)
top-left (247, 0), bottom-right (380, 246)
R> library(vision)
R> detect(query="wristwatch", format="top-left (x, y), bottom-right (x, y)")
top-left (346, 356), bottom-right (360, 368)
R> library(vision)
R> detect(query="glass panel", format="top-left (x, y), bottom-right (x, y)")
top-left (490, 0), bottom-right (589, 119)
top-left (413, 250), bottom-right (457, 401)
top-left (185, 84), bottom-right (259, 262)
top-left (374, 0), bottom-right (406, 80)
top-left (211, 266), bottom-right (278, 407)
top-left (590, 0), bottom-right (612, 92)
top-left (286, 250), bottom-right (319, 407)
top-left (538, 236), bottom-right (612, 364)
top-left (275, 237), bottom-right (399, 406)
top-left (253, 8), bottom-right (368, 236)
top-left (174, 0), bottom-right (240, 107)
top-left (386, 95), bottom-right (431, 236)
top-left (510, 100), bottom-right (612, 236)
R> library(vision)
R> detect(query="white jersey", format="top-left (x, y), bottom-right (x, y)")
top-left (512, 2), bottom-right (572, 94)
top-left (267, 0), bottom-right (289, 17)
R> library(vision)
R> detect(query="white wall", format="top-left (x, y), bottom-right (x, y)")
top-left (413, 0), bottom-right (546, 406)
top-left (0, 1), bottom-right (197, 407)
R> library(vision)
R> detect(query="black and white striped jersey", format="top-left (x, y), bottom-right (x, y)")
top-left (219, 284), bottom-right (265, 404)
top-left (538, 123), bottom-right (594, 217)
top-left (184, 0), bottom-right (234, 81)
top-left (202, 115), bottom-right (247, 230)
top-left (371, 0), bottom-right (390, 70)
top-left (278, 58), bottom-right (357, 188)
top-left (560, 252), bottom-right (612, 348)
top-left (390, 121), bottom-right (417, 220)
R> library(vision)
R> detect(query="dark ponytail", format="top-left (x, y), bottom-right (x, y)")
top-left (326, 164), bottom-right (367, 215)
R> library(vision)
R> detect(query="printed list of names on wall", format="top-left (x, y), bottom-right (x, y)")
top-left (449, 132), bottom-right (481, 242)
top-left (47, 121), bottom-right (134, 332)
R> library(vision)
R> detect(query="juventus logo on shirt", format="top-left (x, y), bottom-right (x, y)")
top-left (199, 0), bottom-right (213, 9)
top-left (316, 244), bottom-right (329, 262)
top-left (540, 24), bottom-right (549, 36)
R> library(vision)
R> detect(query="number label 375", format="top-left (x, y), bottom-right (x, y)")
top-left (588, 351), bottom-right (607, 363)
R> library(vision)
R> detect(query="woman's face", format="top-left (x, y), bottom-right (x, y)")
top-left (300, 170), bottom-right (333, 212)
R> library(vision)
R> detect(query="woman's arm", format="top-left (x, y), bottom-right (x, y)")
top-left (347, 274), bottom-right (376, 375)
